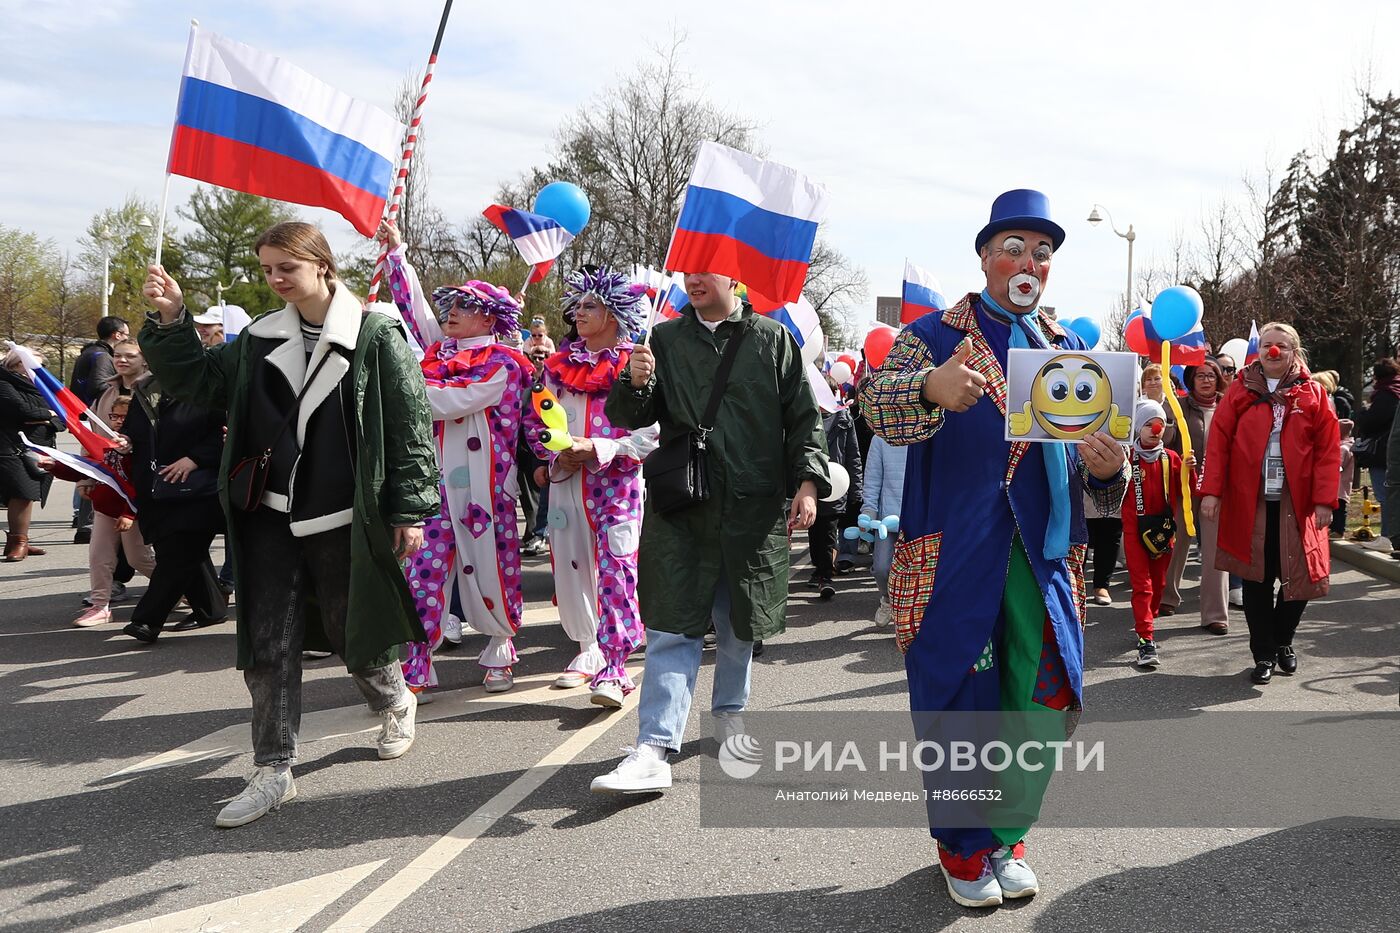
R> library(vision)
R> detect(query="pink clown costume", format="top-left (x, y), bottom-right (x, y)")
top-left (525, 267), bottom-right (658, 693)
top-left (386, 246), bottom-right (533, 687)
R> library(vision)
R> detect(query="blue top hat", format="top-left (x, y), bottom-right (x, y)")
top-left (974, 189), bottom-right (1066, 255)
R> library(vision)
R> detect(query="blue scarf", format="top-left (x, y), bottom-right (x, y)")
top-left (981, 289), bottom-right (1070, 561)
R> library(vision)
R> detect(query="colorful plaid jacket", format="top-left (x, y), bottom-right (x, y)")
top-left (860, 293), bottom-right (1128, 712)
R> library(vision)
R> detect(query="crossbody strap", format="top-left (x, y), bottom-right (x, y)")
top-left (257, 349), bottom-right (341, 457)
top-left (698, 323), bottom-right (749, 438)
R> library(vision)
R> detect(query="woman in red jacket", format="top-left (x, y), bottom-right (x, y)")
top-left (1200, 323), bottom-right (1340, 685)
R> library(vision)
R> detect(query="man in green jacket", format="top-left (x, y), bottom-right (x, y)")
top-left (591, 271), bottom-right (829, 794)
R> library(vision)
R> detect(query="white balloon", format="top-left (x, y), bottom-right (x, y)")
top-left (801, 325), bottom-right (825, 366)
top-left (822, 462), bottom-right (850, 502)
top-left (1218, 338), bottom-right (1248, 364)
top-left (828, 361), bottom-right (853, 385)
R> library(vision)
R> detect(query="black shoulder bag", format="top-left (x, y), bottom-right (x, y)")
top-left (134, 384), bottom-right (220, 501)
top-left (643, 324), bottom-right (749, 515)
top-left (1134, 453), bottom-right (1177, 558)
top-left (227, 350), bottom-right (340, 511)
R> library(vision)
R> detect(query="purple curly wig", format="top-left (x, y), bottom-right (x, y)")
top-left (560, 266), bottom-right (649, 340)
top-left (431, 281), bottom-right (522, 338)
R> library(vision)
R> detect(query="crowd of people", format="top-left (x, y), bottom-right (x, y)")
top-left (1, 188), bottom-right (1398, 909)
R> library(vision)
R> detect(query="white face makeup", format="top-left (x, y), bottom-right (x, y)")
top-left (984, 232), bottom-right (1053, 311)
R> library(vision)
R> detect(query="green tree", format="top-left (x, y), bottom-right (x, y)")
top-left (0, 225), bottom-right (55, 342)
top-left (78, 195), bottom-right (186, 321)
top-left (177, 187), bottom-right (298, 315)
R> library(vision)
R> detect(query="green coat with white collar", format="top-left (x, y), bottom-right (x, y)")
top-left (138, 287), bottom-right (439, 671)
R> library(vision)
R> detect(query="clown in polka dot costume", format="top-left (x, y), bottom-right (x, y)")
top-left (524, 266), bottom-right (658, 703)
top-left (386, 243), bottom-right (533, 692)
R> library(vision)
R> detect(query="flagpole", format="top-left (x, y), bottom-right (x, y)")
top-left (154, 19), bottom-right (199, 270)
top-left (366, 0), bottom-right (455, 304)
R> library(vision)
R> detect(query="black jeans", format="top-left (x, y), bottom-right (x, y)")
top-left (808, 513), bottom-right (839, 579)
top-left (129, 530), bottom-right (224, 629)
top-left (237, 507), bottom-right (406, 767)
top-left (1242, 500), bottom-right (1308, 665)
top-left (1086, 517), bottom-right (1123, 590)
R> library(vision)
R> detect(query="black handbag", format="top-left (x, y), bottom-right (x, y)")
top-left (134, 383), bottom-right (220, 501)
top-left (1134, 454), bottom-right (1177, 558)
top-left (643, 324), bottom-right (749, 515)
top-left (227, 350), bottom-right (338, 511)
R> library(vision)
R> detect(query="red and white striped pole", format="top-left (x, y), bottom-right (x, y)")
top-left (366, 0), bottom-right (454, 304)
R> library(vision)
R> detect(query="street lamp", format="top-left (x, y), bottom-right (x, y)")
top-left (98, 225), bottom-right (112, 317)
top-left (215, 273), bottom-right (250, 306)
top-left (1087, 204), bottom-right (1136, 308)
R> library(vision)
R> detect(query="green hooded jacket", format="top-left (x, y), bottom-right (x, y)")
top-left (138, 307), bottom-right (439, 672)
top-left (605, 303), bottom-right (830, 640)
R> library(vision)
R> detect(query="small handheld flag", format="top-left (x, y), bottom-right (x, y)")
top-left (901, 260), bottom-right (948, 324)
top-left (483, 205), bottom-right (576, 285)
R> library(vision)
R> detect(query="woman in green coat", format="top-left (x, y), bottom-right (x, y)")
top-left (140, 222), bottom-right (439, 829)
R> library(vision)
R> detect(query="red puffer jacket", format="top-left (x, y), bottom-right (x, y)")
top-left (1201, 363), bottom-right (1339, 584)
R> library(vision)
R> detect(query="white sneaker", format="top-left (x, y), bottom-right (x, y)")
top-left (73, 606), bottom-right (112, 627)
top-left (874, 599), bottom-right (893, 627)
top-left (990, 845), bottom-right (1039, 898)
top-left (713, 711), bottom-right (746, 746)
top-left (483, 668), bottom-right (514, 693)
top-left (590, 745), bottom-right (671, 794)
top-left (377, 690), bottom-right (417, 760)
top-left (441, 613), bottom-right (463, 645)
top-left (215, 766), bottom-right (297, 828)
top-left (940, 855), bottom-right (1003, 908)
top-left (1229, 587), bottom-right (1244, 608)
top-left (589, 681), bottom-right (624, 709)
top-left (553, 670), bottom-right (590, 689)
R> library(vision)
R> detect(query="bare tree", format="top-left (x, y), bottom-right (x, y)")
top-left (38, 253), bottom-right (95, 379)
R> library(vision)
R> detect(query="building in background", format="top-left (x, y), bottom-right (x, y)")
top-left (875, 296), bottom-right (900, 327)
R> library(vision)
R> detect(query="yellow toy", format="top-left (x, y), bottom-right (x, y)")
top-left (1354, 486), bottom-right (1380, 541)
top-left (1009, 353), bottom-right (1132, 441)
top-left (530, 381), bottom-right (574, 452)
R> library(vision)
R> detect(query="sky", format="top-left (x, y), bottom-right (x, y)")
top-left (3, 0), bottom-right (1400, 343)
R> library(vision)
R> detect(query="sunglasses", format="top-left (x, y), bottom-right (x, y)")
top-left (1221, 366), bottom-right (1237, 374)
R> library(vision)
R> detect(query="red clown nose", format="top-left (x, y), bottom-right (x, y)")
top-left (1266, 345), bottom-right (1283, 360)
top-left (1151, 422), bottom-right (1164, 436)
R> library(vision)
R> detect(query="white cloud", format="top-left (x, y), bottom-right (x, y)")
top-left (2, 0), bottom-right (1398, 348)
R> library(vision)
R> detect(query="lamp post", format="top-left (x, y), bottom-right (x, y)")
top-left (1087, 204), bottom-right (1136, 308)
top-left (98, 226), bottom-right (112, 317)
top-left (215, 273), bottom-right (249, 306)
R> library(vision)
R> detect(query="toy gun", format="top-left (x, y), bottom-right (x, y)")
top-left (1354, 485), bottom-right (1380, 541)
top-left (530, 381), bottom-right (574, 452)
top-left (843, 514), bottom-right (900, 543)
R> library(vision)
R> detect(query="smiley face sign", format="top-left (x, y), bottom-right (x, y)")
top-left (1006, 348), bottom-right (1136, 443)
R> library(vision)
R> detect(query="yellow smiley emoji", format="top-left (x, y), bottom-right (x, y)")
top-left (1010, 354), bottom-right (1131, 441)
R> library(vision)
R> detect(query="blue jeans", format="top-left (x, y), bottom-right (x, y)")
top-left (1370, 466), bottom-right (1391, 537)
top-left (871, 536), bottom-right (895, 599)
top-left (636, 576), bottom-right (752, 754)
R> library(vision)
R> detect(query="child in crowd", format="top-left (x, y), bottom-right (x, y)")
top-left (860, 433), bottom-right (906, 626)
top-left (1333, 418), bottom-right (1355, 537)
top-left (1120, 398), bottom-right (1193, 668)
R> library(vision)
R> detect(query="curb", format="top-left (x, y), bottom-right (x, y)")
top-left (1330, 538), bottom-right (1400, 585)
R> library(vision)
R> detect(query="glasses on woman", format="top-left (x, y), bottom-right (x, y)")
top-left (1220, 365), bottom-right (1236, 375)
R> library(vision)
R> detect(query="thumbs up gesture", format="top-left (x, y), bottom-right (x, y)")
top-left (921, 338), bottom-right (986, 412)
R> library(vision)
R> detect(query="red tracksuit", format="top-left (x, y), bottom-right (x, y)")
top-left (1121, 449), bottom-right (1184, 640)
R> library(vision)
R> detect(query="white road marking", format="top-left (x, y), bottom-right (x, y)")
top-left (98, 859), bottom-right (387, 933)
top-left (101, 664), bottom-right (639, 781)
top-left (324, 687), bottom-right (640, 932)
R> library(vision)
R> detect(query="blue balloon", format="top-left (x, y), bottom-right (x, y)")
top-left (533, 182), bottom-right (591, 236)
top-left (1149, 286), bottom-right (1204, 341)
top-left (1063, 316), bottom-right (1101, 349)
top-left (1169, 364), bottom-right (1185, 386)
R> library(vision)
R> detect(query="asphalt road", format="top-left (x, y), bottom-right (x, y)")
top-left (2, 486), bottom-right (1397, 933)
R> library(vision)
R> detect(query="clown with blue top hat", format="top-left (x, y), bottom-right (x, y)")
top-left (862, 189), bottom-right (1129, 909)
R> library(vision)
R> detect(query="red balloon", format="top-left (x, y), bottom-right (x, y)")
top-left (1124, 315), bottom-right (1155, 357)
top-left (837, 353), bottom-right (858, 372)
top-left (863, 325), bottom-right (898, 369)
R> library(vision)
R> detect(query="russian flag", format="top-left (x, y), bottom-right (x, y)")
top-left (1170, 320), bottom-right (1208, 365)
top-left (223, 304), bottom-right (253, 343)
top-left (22, 436), bottom-right (136, 517)
top-left (665, 142), bottom-right (829, 313)
top-left (768, 296), bottom-right (821, 354)
top-left (1245, 320), bottom-right (1260, 364)
top-left (483, 205), bottom-right (575, 284)
top-left (166, 25), bottom-right (404, 237)
top-left (655, 277), bottom-right (687, 320)
top-left (5, 342), bottom-right (116, 458)
top-left (901, 260), bottom-right (948, 324)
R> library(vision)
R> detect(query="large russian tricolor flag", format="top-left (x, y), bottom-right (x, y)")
top-left (768, 295), bottom-right (821, 356)
top-left (1170, 319), bottom-right (1208, 365)
top-left (5, 341), bottom-right (116, 458)
top-left (483, 205), bottom-right (575, 284)
top-left (665, 142), bottom-right (829, 312)
top-left (901, 260), bottom-right (948, 324)
top-left (167, 25), bottom-right (404, 237)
